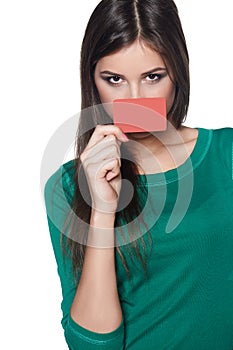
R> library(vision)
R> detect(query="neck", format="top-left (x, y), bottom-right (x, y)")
top-left (126, 124), bottom-right (184, 155)
top-left (123, 124), bottom-right (196, 175)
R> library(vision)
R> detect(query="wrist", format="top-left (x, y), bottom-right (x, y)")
top-left (90, 210), bottom-right (116, 227)
top-left (88, 210), bottom-right (116, 248)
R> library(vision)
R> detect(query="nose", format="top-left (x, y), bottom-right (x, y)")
top-left (128, 84), bottom-right (144, 99)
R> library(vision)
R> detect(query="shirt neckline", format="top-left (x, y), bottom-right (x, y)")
top-left (136, 127), bottom-right (213, 186)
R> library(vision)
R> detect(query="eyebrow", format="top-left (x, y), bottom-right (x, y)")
top-left (99, 67), bottom-right (167, 77)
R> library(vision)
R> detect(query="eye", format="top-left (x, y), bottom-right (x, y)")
top-left (145, 73), bottom-right (161, 82)
top-left (107, 76), bottom-right (123, 85)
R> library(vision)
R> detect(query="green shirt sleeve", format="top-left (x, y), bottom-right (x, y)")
top-left (215, 127), bottom-right (233, 180)
top-left (44, 161), bottom-right (125, 350)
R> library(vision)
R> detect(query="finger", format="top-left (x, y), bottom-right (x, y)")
top-left (81, 155), bottom-right (121, 176)
top-left (106, 168), bottom-right (121, 182)
top-left (98, 158), bottom-right (120, 180)
top-left (109, 173), bottom-right (122, 196)
top-left (86, 124), bottom-right (129, 150)
top-left (82, 139), bottom-right (121, 166)
top-left (106, 161), bottom-right (121, 182)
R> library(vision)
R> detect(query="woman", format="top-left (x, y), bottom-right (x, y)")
top-left (44, 0), bottom-right (233, 349)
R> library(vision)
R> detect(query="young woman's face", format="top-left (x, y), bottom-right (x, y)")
top-left (94, 39), bottom-right (176, 117)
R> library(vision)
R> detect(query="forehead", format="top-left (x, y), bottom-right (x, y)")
top-left (95, 39), bottom-right (165, 72)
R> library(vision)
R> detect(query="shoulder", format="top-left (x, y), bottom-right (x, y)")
top-left (211, 127), bottom-right (233, 151)
top-left (193, 126), bottom-right (233, 144)
top-left (212, 126), bottom-right (233, 138)
top-left (44, 159), bottom-right (76, 208)
top-left (208, 127), bottom-right (233, 177)
top-left (44, 159), bottom-right (76, 236)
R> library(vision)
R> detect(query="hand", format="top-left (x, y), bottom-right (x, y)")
top-left (80, 125), bottom-right (129, 215)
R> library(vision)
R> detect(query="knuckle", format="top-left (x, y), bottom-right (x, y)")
top-left (109, 154), bottom-right (120, 164)
top-left (105, 158), bottom-right (118, 167)
top-left (80, 152), bottom-right (85, 163)
top-left (112, 158), bottom-right (121, 168)
top-left (85, 161), bottom-right (94, 171)
top-left (106, 134), bottom-right (116, 142)
top-left (96, 124), bottom-right (102, 130)
top-left (108, 142), bottom-right (120, 155)
top-left (112, 158), bottom-right (119, 165)
top-left (80, 152), bottom-right (92, 169)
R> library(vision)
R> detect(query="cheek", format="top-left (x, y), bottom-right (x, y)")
top-left (167, 87), bottom-right (176, 110)
top-left (95, 80), bottom-right (107, 102)
top-left (163, 82), bottom-right (176, 113)
top-left (145, 77), bottom-right (175, 112)
top-left (95, 81), bottom-right (114, 117)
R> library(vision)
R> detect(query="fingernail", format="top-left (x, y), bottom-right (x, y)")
top-left (122, 134), bottom-right (129, 141)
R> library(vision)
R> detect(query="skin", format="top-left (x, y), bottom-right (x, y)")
top-left (71, 39), bottom-right (199, 334)
top-left (94, 38), bottom-right (198, 174)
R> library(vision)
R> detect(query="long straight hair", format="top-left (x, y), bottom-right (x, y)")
top-left (62, 0), bottom-right (190, 280)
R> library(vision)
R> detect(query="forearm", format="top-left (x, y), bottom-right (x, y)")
top-left (70, 210), bottom-right (123, 333)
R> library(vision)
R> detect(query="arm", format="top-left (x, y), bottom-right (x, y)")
top-left (45, 126), bottom-right (128, 349)
top-left (66, 212), bottom-right (125, 350)
top-left (68, 125), bottom-right (128, 342)
top-left (44, 162), bottom-right (125, 350)
top-left (70, 210), bottom-right (123, 333)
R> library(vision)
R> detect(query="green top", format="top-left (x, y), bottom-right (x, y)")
top-left (44, 127), bottom-right (233, 350)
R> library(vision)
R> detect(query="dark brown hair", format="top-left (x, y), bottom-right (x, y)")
top-left (62, 0), bottom-right (190, 280)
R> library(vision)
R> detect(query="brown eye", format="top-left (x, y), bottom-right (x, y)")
top-left (146, 73), bottom-right (160, 81)
top-left (109, 76), bottom-right (122, 84)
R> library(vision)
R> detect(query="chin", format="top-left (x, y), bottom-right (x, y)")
top-left (126, 132), bottom-right (151, 138)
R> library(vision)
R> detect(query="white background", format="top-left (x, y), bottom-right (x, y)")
top-left (1, 1), bottom-right (232, 349)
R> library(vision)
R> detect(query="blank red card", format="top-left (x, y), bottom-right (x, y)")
top-left (113, 97), bottom-right (167, 133)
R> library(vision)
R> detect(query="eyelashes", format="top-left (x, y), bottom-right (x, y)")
top-left (103, 73), bottom-right (165, 86)
top-left (145, 73), bottom-right (163, 82)
top-left (106, 76), bottom-right (123, 85)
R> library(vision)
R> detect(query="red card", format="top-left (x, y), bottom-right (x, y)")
top-left (113, 97), bottom-right (167, 133)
